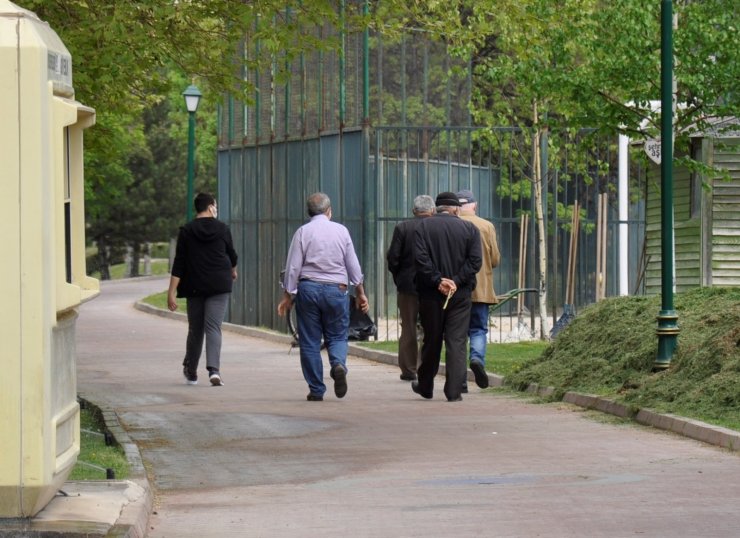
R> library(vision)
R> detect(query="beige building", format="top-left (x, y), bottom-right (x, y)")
top-left (0, 0), bottom-right (98, 517)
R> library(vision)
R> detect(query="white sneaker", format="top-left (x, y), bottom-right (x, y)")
top-left (209, 371), bottom-right (224, 386)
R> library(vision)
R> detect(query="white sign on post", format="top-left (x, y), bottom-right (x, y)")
top-left (644, 139), bottom-right (661, 164)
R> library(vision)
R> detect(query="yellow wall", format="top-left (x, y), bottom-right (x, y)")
top-left (0, 0), bottom-right (98, 517)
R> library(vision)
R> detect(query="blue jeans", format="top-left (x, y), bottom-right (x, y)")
top-left (468, 302), bottom-right (490, 366)
top-left (295, 280), bottom-right (350, 396)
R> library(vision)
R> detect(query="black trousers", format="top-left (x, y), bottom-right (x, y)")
top-left (417, 293), bottom-right (471, 400)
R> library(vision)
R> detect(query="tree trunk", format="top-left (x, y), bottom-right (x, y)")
top-left (532, 101), bottom-right (551, 339)
top-left (96, 237), bottom-right (111, 281)
top-left (143, 242), bottom-right (152, 276)
top-left (129, 243), bottom-right (141, 278)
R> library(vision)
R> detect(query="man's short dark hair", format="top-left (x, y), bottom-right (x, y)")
top-left (307, 192), bottom-right (331, 216)
top-left (194, 192), bottom-right (216, 214)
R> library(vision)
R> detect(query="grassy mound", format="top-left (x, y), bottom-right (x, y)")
top-left (506, 287), bottom-right (740, 430)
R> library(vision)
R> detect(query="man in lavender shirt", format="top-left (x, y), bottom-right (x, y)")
top-left (277, 192), bottom-right (369, 401)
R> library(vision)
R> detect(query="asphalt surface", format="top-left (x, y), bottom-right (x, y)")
top-left (74, 277), bottom-right (740, 538)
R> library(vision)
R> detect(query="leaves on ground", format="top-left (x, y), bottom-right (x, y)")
top-left (507, 287), bottom-right (740, 430)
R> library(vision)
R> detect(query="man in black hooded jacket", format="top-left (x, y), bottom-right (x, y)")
top-left (168, 192), bottom-right (238, 386)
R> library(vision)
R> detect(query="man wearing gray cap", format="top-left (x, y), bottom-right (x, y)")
top-left (457, 189), bottom-right (501, 391)
top-left (412, 192), bottom-right (482, 402)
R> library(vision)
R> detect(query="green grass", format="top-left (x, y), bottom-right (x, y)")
top-left (506, 287), bottom-right (740, 431)
top-left (354, 340), bottom-right (549, 377)
top-left (142, 290), bottom-right (185, 311)
top-left (70, 404), bottom-right (129, 480)
top-left (90, 259), bottom-right (170, 280)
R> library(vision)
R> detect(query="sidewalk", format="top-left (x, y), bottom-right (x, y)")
top-left (8, 277), bottom-right (740, 537)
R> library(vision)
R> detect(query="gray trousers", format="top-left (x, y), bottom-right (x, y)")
top-left (183, 293), bottom-right (229, 372)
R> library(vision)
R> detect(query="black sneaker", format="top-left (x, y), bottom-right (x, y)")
top-left (330, 364), bottom-right (348, 398)
top-left (183, 366), bottom-right (197, 385)
top-left (470, 361), bottom-right (489, 389)
top-left (306, 393), bottom-right (324, 401)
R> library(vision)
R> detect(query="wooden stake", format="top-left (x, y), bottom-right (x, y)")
top-left (517, 213), bottom-right (529, 315)
top-left (567, 201), bottom-right (580, 306)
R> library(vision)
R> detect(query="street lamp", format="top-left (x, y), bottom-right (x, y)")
top-left (655, 0), bottom-right (679, 369)
top-left (182, 84), bottom-right (202, 222)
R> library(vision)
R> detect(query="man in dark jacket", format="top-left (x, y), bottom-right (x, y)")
top-left (386, 195), bottom-right (435, 381)
top-left (412, 191), bottom-right (482, 402)
top-left (168, 193), bottom-right (238, 386)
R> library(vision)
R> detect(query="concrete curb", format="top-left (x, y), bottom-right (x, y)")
top-left (78, 398), bottom-right (153, 538)
top-left (134, 301), bottom-right (740, 453)
top-left (562, 392), bottom-right (739, 451)
top-left (635, 410), bottom-right (740, 451)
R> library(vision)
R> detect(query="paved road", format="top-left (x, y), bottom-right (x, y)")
top-left (76, 278), bottom-right (740, 538)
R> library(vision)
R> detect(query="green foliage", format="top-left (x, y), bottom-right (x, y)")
top-left (149, 242), bottom-right (170, 259)
top-left (403, 0), bottom-right (740, 228)
top-left (450, 0), bottom-right (740, 139)
top-left (14, 0), bottom-right (360, 276)
top-left (506, 287), bottom-right (740, 430)
top-left (89, 260), bottom-right (170, 281)
top-left (82, 68), bottom-right (219, 278)
top-left (16, 0), bottom-right (354, 115)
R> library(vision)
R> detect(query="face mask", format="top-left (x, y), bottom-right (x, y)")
top-left (210, 205), bottom-right (218, 218)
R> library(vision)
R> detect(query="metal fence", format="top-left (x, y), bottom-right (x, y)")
top-left (218, 21), bottom-right (472, 147)
top-left (218, 125), bottom-right (646, 340)
top-left (371, 127), bottom-right (646, 341)
top-left (217, 12), bottom-right (646, 339)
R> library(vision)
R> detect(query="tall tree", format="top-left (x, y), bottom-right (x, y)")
top-left (404, 0), bottom-right (740, 337)
top-left (83, 69), bottom-right (220, 278)
top-left (14, 0), bottom-right (362, 275)
top-left (16, 0), bottom-right (357, 114)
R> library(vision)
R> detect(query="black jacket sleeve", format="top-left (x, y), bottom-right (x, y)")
top-left (171, 227), bottom-right (187, 278)
top-left (386, 225), bottom-right (404, 282)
